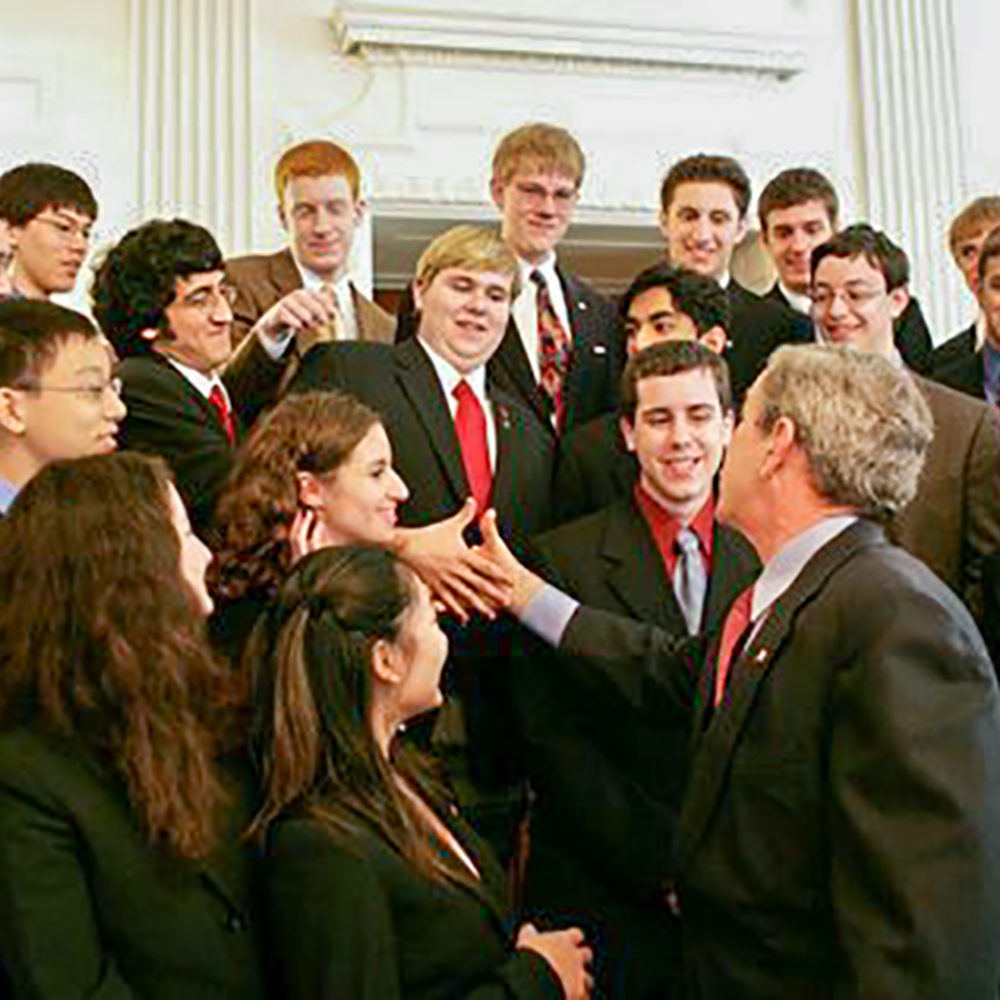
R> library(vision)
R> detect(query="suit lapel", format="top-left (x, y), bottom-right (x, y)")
top-left (268, 248), bottom-right (302, 299)
top-left (488, 320), bottom-right (551, 429)
top-left (703, 525), bottom-right (752, 628)
top-left (394, 340), bottom-right (469, 502)
top-left (677, 520), bottom-right (884, 868)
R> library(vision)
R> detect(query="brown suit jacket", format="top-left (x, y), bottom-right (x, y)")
top-left (223, 248), bottom-right (396, 427)
top-left (889, 374), bottom-right (1000, 639)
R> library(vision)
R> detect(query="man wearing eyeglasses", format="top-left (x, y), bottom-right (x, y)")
top-left (92, 219), bottom-right (239, 540)
top-left (0, 300), bottom-right (125, 514)
top-left (810, 224), bottom-right (1000, 654)
top-left (0, 163), bottom-right (97, 301)
top-left (486, 123), bottom-right (619, 434)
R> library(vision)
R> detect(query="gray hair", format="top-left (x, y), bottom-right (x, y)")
top-left (754, 345), bottom-right (933, 519)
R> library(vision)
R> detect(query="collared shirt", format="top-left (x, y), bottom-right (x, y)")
top-left (0, 474), bottom-right (19, 515)
top-left (778, 282), bottom-right (812, 315)
top-left (975, 309), bottom-right (987, 352)
top-left (165, 355), bottom-right (232, 407)
top-left (511, 253), bottom-right (571, 382)
top-left (634, 482), bottom-right (714, 577)
top-left (416, 337), bottom-right (497, 468)
top-left (984, 340), bottom-right (1000, 407)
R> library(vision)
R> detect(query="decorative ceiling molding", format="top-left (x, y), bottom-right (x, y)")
top-left (331, 4), bottom-right (808, 81)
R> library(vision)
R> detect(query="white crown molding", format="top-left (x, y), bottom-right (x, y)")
top-left (332, 4), bottom-right (807, 80)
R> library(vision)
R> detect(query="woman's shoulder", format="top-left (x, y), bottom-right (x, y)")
top-left (0, 725), bottom-right (100, 789)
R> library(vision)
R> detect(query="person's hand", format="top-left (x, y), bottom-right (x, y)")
top-left (288, 506), bottom-right (336, 564)
top-left (253, 287), bottom-right (340, 342)
top-left (516, 923), bottom-right (593, 1000)
top-left (393, 500), bottom-right (512, 623)
top-left (478, 508), bottom-right (545, 614)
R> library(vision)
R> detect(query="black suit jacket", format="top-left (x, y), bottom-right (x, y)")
top-left (485, 269), bottom-right (621, 435)
top-left (558, 520), bottom-right (1000, 999)
top-left (119, 353), bottom-right (240, 539)
top-left (0, 729), bottom-right (263, 1000)
top-left (516, 498), bottom-right (758, 998)
top-left (932, 324), bottom-right (985, 399)
top-left (764, 284), bottom-right (935, 375)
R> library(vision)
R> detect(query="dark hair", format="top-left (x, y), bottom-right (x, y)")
top-left (810, 224), bottom-right (909, 291)
top-left (0, 453), bottom-right (237, 859)
top-left (619, 340), bottom-right (732, 423)
top-left (758, 167), bottom-right (839, 231)
top-left (977, 224), bottom-right (1000, 285)
top-left (211, 391), bottom-right (382, 605)
top-left (0, 162), bottom-right (98, 226)
top-left (91, 219), bottom-right (224, 357)
top-left (0, 300), bottom-right (102, 388)
top-left (660, 154), bottom-right (751, 219)
top-left (248, 546), bottom-right (467, 885)
top-left (619, 263), bottom-right (730, 337)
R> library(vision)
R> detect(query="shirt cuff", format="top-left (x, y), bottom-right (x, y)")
top-left (518, 583), bottom-right (580, 648)
top-left (255, 324), bottom-right (295, 361)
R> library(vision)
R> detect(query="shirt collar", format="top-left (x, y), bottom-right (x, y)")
top-left (634, 482), bottom-right (715, 562)
top-left (294, 258), bottom-right (351, 300)
top-left (778, 282), bottom-right (812, 315)
top-left (416, 337), bottom-right (488, 403)
top-left (975, 309), bottom-right (988, 352)
top-left (0, 474), bottom-right (19, 514)
top-left (519, 252), bottom-right (558, 287)
top-left (751, 514), bottom-right (858, 621)
top-left (163, 355), bottom-right (224, 401)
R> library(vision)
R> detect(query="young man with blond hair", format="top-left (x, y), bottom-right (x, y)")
top-left (487, 122), bottom-right (619, 434)
top-left (224, 139), bottom-right (395, 424)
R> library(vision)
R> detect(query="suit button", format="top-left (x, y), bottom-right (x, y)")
top-left (225, 913), bottom-right (245, 933)
top-left (663, 885), bottom-right (681, 917)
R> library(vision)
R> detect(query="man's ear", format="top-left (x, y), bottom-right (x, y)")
top-left (0, 386), bottom-right (27, 436)
top-left (411, 278), bottom-right (426, 313)
top-left (296, 471), bottom-right (325, 509)
top-left (721, 409), bottom-right (734, 448)
top-left (699, 326), bottom-right (728, 355)
top-left (760, 415), bottom-right (796, 479)
top-left (888, 284), bottom-right (910, 321)
top-left (277, 202), bottom-right (288, 232)
top-left (658, 208), bottom-right (671, 243)
top-left (619, 414), bottom-right (637, 453)
top-left (489, 176), bottom-right (507, 212)
top-left (734, 215), bottom-right (748, 245)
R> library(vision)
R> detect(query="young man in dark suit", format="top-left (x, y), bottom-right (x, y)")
top-left (810, 224), bottom-right (1000, 654)
top-left (486, 123), bottom-right (620, 434)
top-left (658, 154), bottom-right (812, 400)
top-left (489, 344), bottom-right (1000, 1000)
top-left (518, 342), bottom-right (759, 1000)
top-left (554, 262), bottom-right (729, 523)
top-left (223, 139), bottom-right (396, 426)
top-left (933, 197), bottom-right (1000, 396)
top-left (290, 224), bottom-right (554, 859)
top-left (92, 219), bottom-right (240, 540)
top-left (0, 300), bottom-right (125, 514)
top-left (757, 166), bottom-right (934, 373)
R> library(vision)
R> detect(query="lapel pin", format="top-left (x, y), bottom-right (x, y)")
top-left (754, 648), bottom-right (769, 664)
top-left (593, 344), bottom-right (607, 355)
top-left (579, 301), bottom-right (588, 311)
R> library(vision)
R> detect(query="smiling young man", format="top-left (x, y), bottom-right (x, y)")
top-left (0, 163), bottom-right (97, 302)
top-left (92, 219), bottom-right (241, 538)
top-left (810, 224), bottom-right (1000, 653)
top-left (223, 139), bottom-right (396, 423)
top-left (659, 154), bottom-right (811, 399)
top-left (0, 300), bottom-right (125, 513)
top-left (485, 123), bottom-right (619, 434)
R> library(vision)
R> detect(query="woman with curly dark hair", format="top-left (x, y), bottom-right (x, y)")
top-left (251, 544), bottom-right (592, 999)
top-left (0, 452), bottom-right (263, 999)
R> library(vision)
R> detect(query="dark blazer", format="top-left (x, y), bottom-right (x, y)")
top-left (932, 324), bottom-right (985, 399)
top-left (0, 728), bottom-right (263, 1000)
top-left (484, 269), bottom-right (621, 435)
top-left (265, 807), bottom-right (561, 1000)
top-left (558, 520), bottom-right (1000, 999)
top-left (517, 497), bottom-right (758, 999)
top-left (119, 353), bottom-right (239, 539)
top-left (764, 284), bottom-right (935, 374)
top-left (727, 282), bottom-right (813, 401)
top-left (889, 376), bottom-right (1000, 653)
top-left (224, 249), bottom-right (396, 428)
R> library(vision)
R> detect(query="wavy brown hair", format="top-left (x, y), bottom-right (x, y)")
top-left (248, 545), bottom-right (473, 888)
top-left (0, 453), bottom-right (236, 859)
top-left (210, 391), bottom-right (381, 606)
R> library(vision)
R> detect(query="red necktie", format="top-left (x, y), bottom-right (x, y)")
top-left (530, 270), bottom-right (572, 429)
top-left (208, 383), bottom-right (235, 446)
top-left (453, 380), bottom-right (492, 514)
top-left (713, 587), bottom-right (754, 706)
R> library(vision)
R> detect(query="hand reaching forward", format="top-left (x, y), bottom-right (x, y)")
top-left (516, 923), bottom-right (593, 1000)
top-left (393, 500), bottom-right (512, 623)
top-left (478, 508), bottom-right (546, 614)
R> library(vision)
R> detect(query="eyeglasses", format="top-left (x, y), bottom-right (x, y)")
top-left (32, 214), bottom-right (94, 245)
top-left (174, 283), bottom-right (238, 313)
top-left (810, 287), bottom-right (885, 311)
top-left (512, 181), bottom-right (579, 210)
top-left (17, 376), bottom-right (123, 403)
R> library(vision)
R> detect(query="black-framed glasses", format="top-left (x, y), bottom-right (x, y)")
top-left (15, 376), bottom-right (123, 402)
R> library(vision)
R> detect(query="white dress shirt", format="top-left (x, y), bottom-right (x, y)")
top-left (166, 356), bottom-right (231, 406)
top-left (778, 282), bottom-right (813, 315)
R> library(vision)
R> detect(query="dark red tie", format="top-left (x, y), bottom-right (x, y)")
top-left (208, 384), bottom-right (235, 445)
top-left (713, 587), bottom-right (754, 706)
top-left (453, 380), bottom-right (492, 514)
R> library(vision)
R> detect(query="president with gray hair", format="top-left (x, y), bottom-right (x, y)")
top-left (485, 344), bottom-right (1000, 999)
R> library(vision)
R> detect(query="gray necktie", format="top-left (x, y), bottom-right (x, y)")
top-left (673, 528), bottom-right (707, 635)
